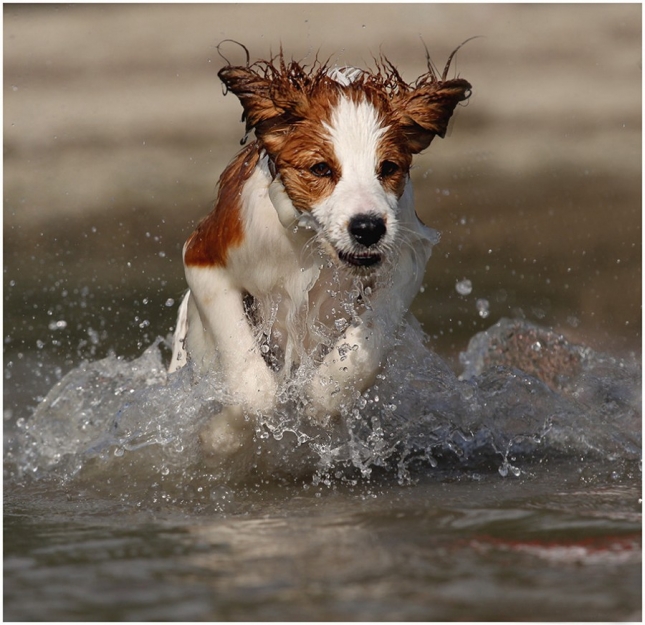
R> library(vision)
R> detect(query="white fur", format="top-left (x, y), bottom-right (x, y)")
top-left (317, 97), bottom-right (397, 257)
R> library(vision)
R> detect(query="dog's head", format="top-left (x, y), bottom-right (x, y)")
top-left (218, 48), bottom-right (471, 272)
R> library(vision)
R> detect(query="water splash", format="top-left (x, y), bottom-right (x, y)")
top-left (8, 319), bottom-right (641, 492)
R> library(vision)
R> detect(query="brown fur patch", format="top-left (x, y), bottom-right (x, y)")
top-left (184, 142), bottom-right (261, 267)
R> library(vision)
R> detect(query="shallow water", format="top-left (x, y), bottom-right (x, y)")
top-left (4, 463), bottom-right (641, 621)
top-left (4, 317), bottom-right (642, 621)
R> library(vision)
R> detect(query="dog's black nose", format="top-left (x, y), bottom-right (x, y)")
top-left (348, 214), bottom-right (386, 248)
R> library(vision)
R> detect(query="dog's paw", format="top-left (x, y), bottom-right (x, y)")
top-left (302, 374), bottom-right (353, 424)
top-left (303, 334), bottom-right (379, 421)
top-left (199, 404), bottom-right (255, 462)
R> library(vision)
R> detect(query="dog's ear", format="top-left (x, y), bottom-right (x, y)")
top-left (394, 78), bottom-right (472, 154)
top-left (218, 63), bottom-right (315, 156)
top-left (218, 66), bottom-right (284, 138)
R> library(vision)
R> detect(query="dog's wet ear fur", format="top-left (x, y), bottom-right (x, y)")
top-left (218, 65), bottom-right (284, 138)
top-left (218, 60), bottom-right (322, 156)
top-left (393, 78), bottom-right (472, 154)
top-left (219, 45), bottom-right (473, 156)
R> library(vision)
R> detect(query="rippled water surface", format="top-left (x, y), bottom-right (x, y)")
top-left (4, 464), bottom-right (641, 621)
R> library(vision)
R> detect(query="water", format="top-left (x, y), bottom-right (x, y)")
top-left (4, 465), bottom-right (641, 621)
top-left (4, 315), bottom-right (642, 621)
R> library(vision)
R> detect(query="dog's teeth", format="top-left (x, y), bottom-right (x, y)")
top-left (338, 250), bottom-right (382, 267)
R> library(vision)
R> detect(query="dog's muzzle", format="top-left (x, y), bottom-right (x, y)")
top-left (269, 174), bottom-right (386, 269)
top-left (339, 213), bottom-right (386, 267)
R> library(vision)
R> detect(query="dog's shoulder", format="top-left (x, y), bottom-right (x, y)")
top-left (184, 142), bottom-right (263, 268)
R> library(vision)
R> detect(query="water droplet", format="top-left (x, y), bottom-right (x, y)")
top-left (456, 279), bottom-right (472, 296)
top-left (48, 319), bottom-right (68, 331)
top-left (476, 298), bottom-right (490, 318)
top-left (334, 318), bottom-right (348, 332)
top-left (87, 328), bottom-right (100, 345)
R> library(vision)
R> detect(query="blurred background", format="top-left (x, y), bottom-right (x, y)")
top-left (4, 4), bottom-right (641, 407)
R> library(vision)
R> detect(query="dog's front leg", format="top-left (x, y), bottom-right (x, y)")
top-left (184, 266), bottom-right (277, 458)
top-left (306, 297), bottom-right (401, 420)
top-left (185, 266), bottom-right (277, 408)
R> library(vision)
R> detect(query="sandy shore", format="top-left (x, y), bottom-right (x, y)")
top-left (4, 3), bottom-right (641, 359)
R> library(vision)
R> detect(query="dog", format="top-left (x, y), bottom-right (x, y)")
top-left (169, 46), bottom-right (471, 461)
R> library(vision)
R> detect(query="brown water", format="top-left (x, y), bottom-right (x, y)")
top-left (3, 4), bottom-right (642, 622)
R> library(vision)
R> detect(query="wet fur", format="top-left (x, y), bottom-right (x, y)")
top-left (168, 47), bottom-right (471, 463)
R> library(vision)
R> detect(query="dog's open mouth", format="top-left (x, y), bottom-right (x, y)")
top-left (338, 250), bottom-right (382, 268)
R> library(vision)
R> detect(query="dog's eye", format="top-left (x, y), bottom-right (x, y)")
top-left (310, 162), bottom-right (333, 178)
top-left (379, 161), bottom-right (400, 179)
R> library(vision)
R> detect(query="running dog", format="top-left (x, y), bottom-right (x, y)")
top-left (169, 46), bottom-right (471, 457)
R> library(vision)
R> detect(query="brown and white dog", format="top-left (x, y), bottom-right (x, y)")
top-left (169, 48), bottom-right (471, 458)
